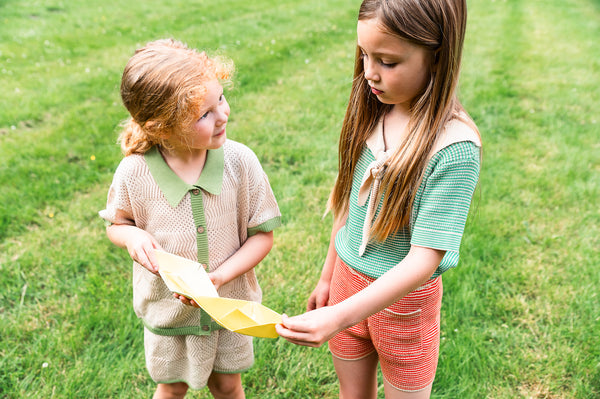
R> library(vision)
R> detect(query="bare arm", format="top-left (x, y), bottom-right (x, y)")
top-left (306, 214), bottom-right (347, 311)
top-left (106, 223), bottom-right (163, 274)
top-left (209, 230), bottom-right (273, 290)
top-left (276, 245), bottom-right (445, 347)
top-left (175, 230), bottom-right (274, 307)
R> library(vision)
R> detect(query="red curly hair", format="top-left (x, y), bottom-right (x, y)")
top-left (118, 39), bottom-right (233, 156)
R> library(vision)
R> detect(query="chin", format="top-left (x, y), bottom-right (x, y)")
top-left (212, 136), bottom-right (227, 148)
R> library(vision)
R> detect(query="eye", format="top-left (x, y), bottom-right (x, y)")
top-left (219, 94), bottom-right (225, 103)
top-left (380, 60), bottom-right (397, 68)
top-left (199, 111), bottom-right (209, 120)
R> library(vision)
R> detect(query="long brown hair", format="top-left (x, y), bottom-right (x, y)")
top-left (118, 39), bottom-right (233, 156)
top-left (329, 0), bottom-right (471, 241)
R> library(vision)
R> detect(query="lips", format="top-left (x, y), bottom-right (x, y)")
top-left (370, 86), bottom-right (383, 95)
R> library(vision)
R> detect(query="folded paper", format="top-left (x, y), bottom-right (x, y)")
top-left (154, 249), bottom-right (281, 338)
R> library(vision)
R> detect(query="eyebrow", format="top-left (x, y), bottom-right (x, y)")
top-left (199, 89), bottom-right (224, 114)
top-left (357, 45), bottom-right (398, 58)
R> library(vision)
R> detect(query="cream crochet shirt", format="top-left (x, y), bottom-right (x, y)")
top-left (99, 139), bottom-right (281, 335)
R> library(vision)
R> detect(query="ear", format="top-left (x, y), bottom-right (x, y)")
top-left (431, 47), bottom-right (441, 66)
top-left (428, 49), bottom-right (440, 77)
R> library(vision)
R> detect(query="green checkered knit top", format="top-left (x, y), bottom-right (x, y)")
top-left (335, 137), bottom-right (481, 280)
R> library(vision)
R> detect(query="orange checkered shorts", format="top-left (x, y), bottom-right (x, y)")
top-left (328, 257), bottom-right (443, 392)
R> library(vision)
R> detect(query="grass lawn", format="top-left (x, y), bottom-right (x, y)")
top-left (1, 0), bottom-right (599, 397)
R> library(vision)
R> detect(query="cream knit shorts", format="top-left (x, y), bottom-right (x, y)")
top-left (144, 327), bottom-right (254, 389)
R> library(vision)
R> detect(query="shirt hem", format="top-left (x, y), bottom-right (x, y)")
top-left (142, 319), bottom-right (223, 336)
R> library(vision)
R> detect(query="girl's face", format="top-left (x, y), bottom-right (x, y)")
top-left (357, 18), bottom-right (431, 112)
top-left (174, 79), bottom-right (230, 151)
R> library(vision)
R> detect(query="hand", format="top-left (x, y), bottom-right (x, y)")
top-left (208, 270), bottom-right (225, 291)
top-left (174, 269), bottom-right (223, 307)
top-left (122, 228), bottom-right (162, 274)
top-left (173, 293), bottom-right (200, 308)
top-left (275, 306), bottom-right (343, 348)
top-left (307, 279), bottom-right (331, 311)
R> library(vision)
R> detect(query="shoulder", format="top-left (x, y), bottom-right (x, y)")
top-left (114, 153), bottom-right (148, 175)
top-left (431, 115), bottom-right (481, 158)
top-left (223, 139), bottom-right (262, 169)
top-left (434, 140), bottom-right (480, 166)
top-left (426, 116), bottom-right (481, 172)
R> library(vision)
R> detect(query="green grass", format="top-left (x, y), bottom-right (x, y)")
top-left (1, 0), bottom-right (598, 397)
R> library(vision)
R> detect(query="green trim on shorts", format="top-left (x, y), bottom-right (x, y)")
top-left (212, 362), bottom-right (254, 374)
top-left (154, 364), bottom-right (254, 387)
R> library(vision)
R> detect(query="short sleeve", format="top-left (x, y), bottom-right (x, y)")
top-left (410, 142), bottom-right (480, 252)
top-left (98, 156), bottom-right (141, 226)
top-left (244, 152), bottom-right (281, 236)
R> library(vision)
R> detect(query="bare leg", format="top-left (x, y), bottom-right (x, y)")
top-left (153, 382), bottom-right (189, 399)
top-left (207, 372), bottom-right (245, 399)
top-left (384, 380), bottom-right (432, 399)
top-left (333, 352), bottom-right (379, 399)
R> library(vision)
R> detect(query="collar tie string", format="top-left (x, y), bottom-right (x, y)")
top-left (357, 151), bottom-right (390, 256)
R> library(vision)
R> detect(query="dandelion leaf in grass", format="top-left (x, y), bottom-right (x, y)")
top-left (154, 249), bottom-right (281, 338)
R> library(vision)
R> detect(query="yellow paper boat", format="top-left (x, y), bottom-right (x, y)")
top-left (154, 249), bottom-right (281, 338)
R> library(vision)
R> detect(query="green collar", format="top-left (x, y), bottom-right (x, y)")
top-left (144, 146), bottom-right (224, 208)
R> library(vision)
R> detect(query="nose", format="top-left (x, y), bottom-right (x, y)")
top-left (216, 98), bottom-right (230, 125)
top-left (363, 58), bottom-right (378, 82)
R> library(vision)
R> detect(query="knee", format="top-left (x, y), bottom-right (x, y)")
top-left (207, 373), bottom-right (243, 398)
top-left (154, 382), bottom-right (188, 399)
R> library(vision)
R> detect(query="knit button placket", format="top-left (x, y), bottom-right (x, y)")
top-left (190, 188), bottom-right (209, 269)
top-left (189, 187), bottom-right (214, 331)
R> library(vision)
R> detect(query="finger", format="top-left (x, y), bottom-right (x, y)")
top-left (207, 272), bottom-right (217, 285)
top-left (316, 294), bottom-right (329, 309)
top-left (280, 315), bottom-right (315, 334)
top-left (281, 337), bottom-right (318, 347)
top-left (174, 294), bottom-right (190, 305)
top-left (277, 318), bottom-right (313, 340)
top-left (276, 319), bottom-right (299, 337)
top-left (151, 239), bottom-right (163, 251)
top-left (275, 325), bottom-right (321, 347)
top-left (275, 323), bottom-right (304, 341)
top-left (146, 249), bottom-right (160, 273)
top-left (279, 314), bottom-right (299, 330)
top-left (136, 251), bottom-right (154, 272)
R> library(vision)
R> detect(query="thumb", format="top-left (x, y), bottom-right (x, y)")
top-left (280, 312), bottom-right (312, 333)
top-left (279, 313), bottom-right (302, 330)
top-left (280, 313), bottom-right (291, 327)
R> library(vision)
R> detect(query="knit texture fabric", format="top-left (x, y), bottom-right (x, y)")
top-left (335, 119), bottom-right (480, 279)
top-left (99, 139), bottom-right (281, 388)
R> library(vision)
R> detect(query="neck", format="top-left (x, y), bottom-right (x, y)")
top-left (159, 146), bottom-right (208, 185)
top-left (383, 106), bottom-right (411, 150)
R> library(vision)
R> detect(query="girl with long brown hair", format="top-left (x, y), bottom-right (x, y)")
top-left (277, 1), bottom-right (481, 397)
